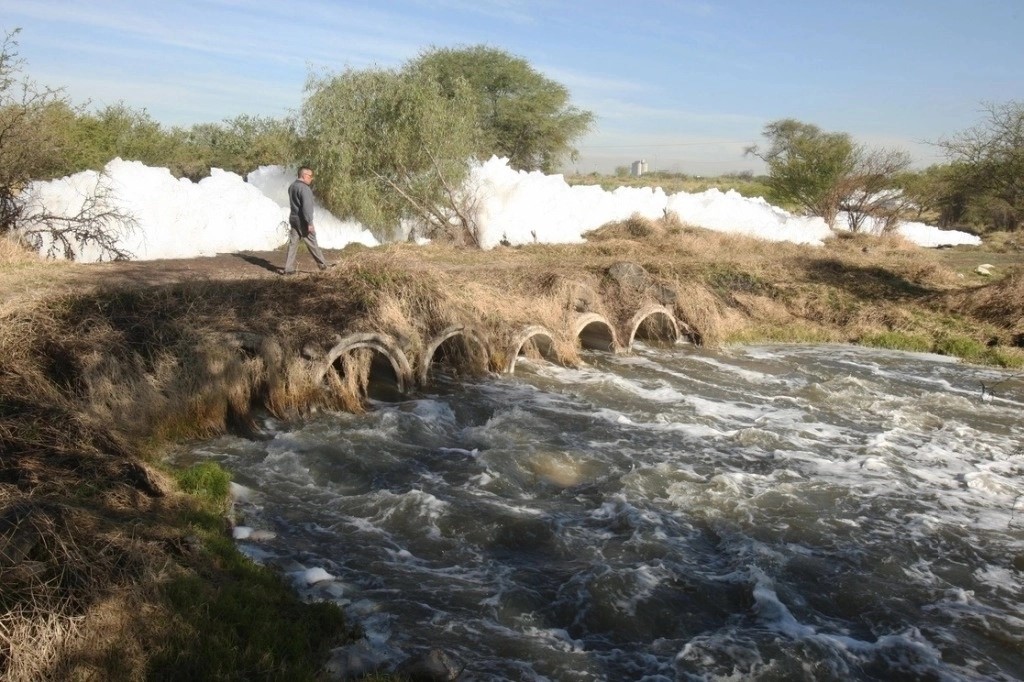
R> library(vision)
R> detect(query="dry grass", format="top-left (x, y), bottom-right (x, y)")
top-left (944, 271), bottom-right (1024, 338)
top-left (0, 479), bottom-right (168, 681)
top-left (0, 235), bottom-right (37, 265)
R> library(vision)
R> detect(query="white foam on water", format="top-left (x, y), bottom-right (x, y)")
top-left (467, 471), bottom-right (496, 487)
top-left (363, 489), bottom-right (450, 540)
top-left (590, 407), bottom-right (733, 439)
top-left (229, 481), bottom-right (258, 502)
top-left (674, 352), bottom-right (792, 386)
top-left (519, 627), bottom-right (587, 654)
top-left (260, 447), bottom-right (316, 487)
top-left (750, 567), bottom-right (816, 638)
top-left (613, 564), bottom-right (670, 617)
top-left (685, 394), bottom-right (806, 426)
top-left (300, 567), bottom-right (335, 585)
top-left (963, 471), bottom-right (1021, 497)
top-left (747, 565), bottom-right (965, 678)
top-left (232, 525), bottom-right (253, 539)
top-left (525, 360), bottom-right (688, 403)
top-left (407, 397), bottom-right (458, 425)
top-left (973, 566), bottom-right (1023, 597)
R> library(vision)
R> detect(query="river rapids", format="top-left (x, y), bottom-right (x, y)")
top-left (186, 344), bottom-right (1024, 681)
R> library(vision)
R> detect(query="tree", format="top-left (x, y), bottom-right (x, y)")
top-left (407, 45), bottom-right (594, 173)
top-left (839, 147), bottom-right (913, 233)
top-left (62, 103), bottom-right (177, 174)
top-left (746, 119), bottom-right (857, 227)
top-left (0, 30), bottom-right (69, 231)
top-left (299, 67), bottom-right (482, 243)
top-left (937, 101), bottom-right (1024, 231)
top-left (894, 165), bottom-right (960, 225)
top-left (0, 29), bottom-right (134, 259)
top-left (172, 115), bottom-right (298, 179)
top-left (219, 114), bottom-right (298, 174)
top-left (747, 119), bottom-right (910, 231)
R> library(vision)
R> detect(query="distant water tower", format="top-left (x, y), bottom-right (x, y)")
top-left (630, 159), bottom-right (648, 177)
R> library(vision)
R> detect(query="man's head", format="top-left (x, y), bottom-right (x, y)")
top-left (298, 166), bottom-right (314, 184)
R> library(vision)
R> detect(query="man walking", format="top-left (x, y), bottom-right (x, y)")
top-left (283, 166), bottom-right (332, 274)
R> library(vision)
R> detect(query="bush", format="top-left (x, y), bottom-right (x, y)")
top-left (174, 461), bottom-right (231, 504)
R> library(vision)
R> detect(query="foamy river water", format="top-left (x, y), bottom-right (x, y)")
top-left (186, 344), bottom-right (1024, 681)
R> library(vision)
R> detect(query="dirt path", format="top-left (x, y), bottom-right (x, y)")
top-left (0, 249), bottom-right (325, 313)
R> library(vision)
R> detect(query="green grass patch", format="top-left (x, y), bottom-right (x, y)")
top-left (174, 461), bottom-right (231, 504)
top-left (151, 534), bottom-right (352, 681)
top-left (933, 334), bottom-right (988, 361)
top-left (152, 463), bottom-right (356, 680)
top-left (727, 324), bottom-right (836, 345)
top-left (860, 331), bottom-right (933, 353)
top-left (979, 346), bottom-right (1024, 369)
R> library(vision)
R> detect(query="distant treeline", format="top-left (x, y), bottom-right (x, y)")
top-left (41, 104), bottom-right (297, 181)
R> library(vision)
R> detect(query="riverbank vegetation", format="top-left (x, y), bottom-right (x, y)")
top-left (2, 216), bottom-right (1023, 677)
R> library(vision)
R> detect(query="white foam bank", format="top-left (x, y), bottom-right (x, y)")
top-left (18, 159), bottom-right (377, 261)
top-left (17, 157), bottom-right (979, 262)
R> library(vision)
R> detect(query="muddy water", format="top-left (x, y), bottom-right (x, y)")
top-left (188, 344), bottom-right (1024, 681)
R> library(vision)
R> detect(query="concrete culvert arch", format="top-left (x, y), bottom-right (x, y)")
top-left (627, 305), bottom-right (681, 349)
top-left (321, 333), bottom-right (413, 401)
top-left (505, 325), bottom-right (558, 374)
top-left (571, 313), bottom-right (619, 352)
top-left (419, 325), bottom-right (491, 386)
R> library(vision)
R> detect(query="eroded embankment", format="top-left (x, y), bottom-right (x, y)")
top-left (1, 227), bottom-right (1022, 679)
top-left (0, 246), bottom-right (696, 679)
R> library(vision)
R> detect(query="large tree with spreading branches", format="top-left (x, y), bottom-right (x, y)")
top-left (747, 119), bottom-right (909, 231)
top-left (407, 45), bottom-right (594, 173)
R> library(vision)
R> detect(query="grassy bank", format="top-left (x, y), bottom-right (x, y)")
top-left (1, 221), bottom-right (1021, 679)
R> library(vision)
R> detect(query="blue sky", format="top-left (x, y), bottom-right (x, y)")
top-left (2, 0), bottom-right (1021, 175)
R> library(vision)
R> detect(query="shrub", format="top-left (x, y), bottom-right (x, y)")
top-left (174, 461), bottom-right (230, 504)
